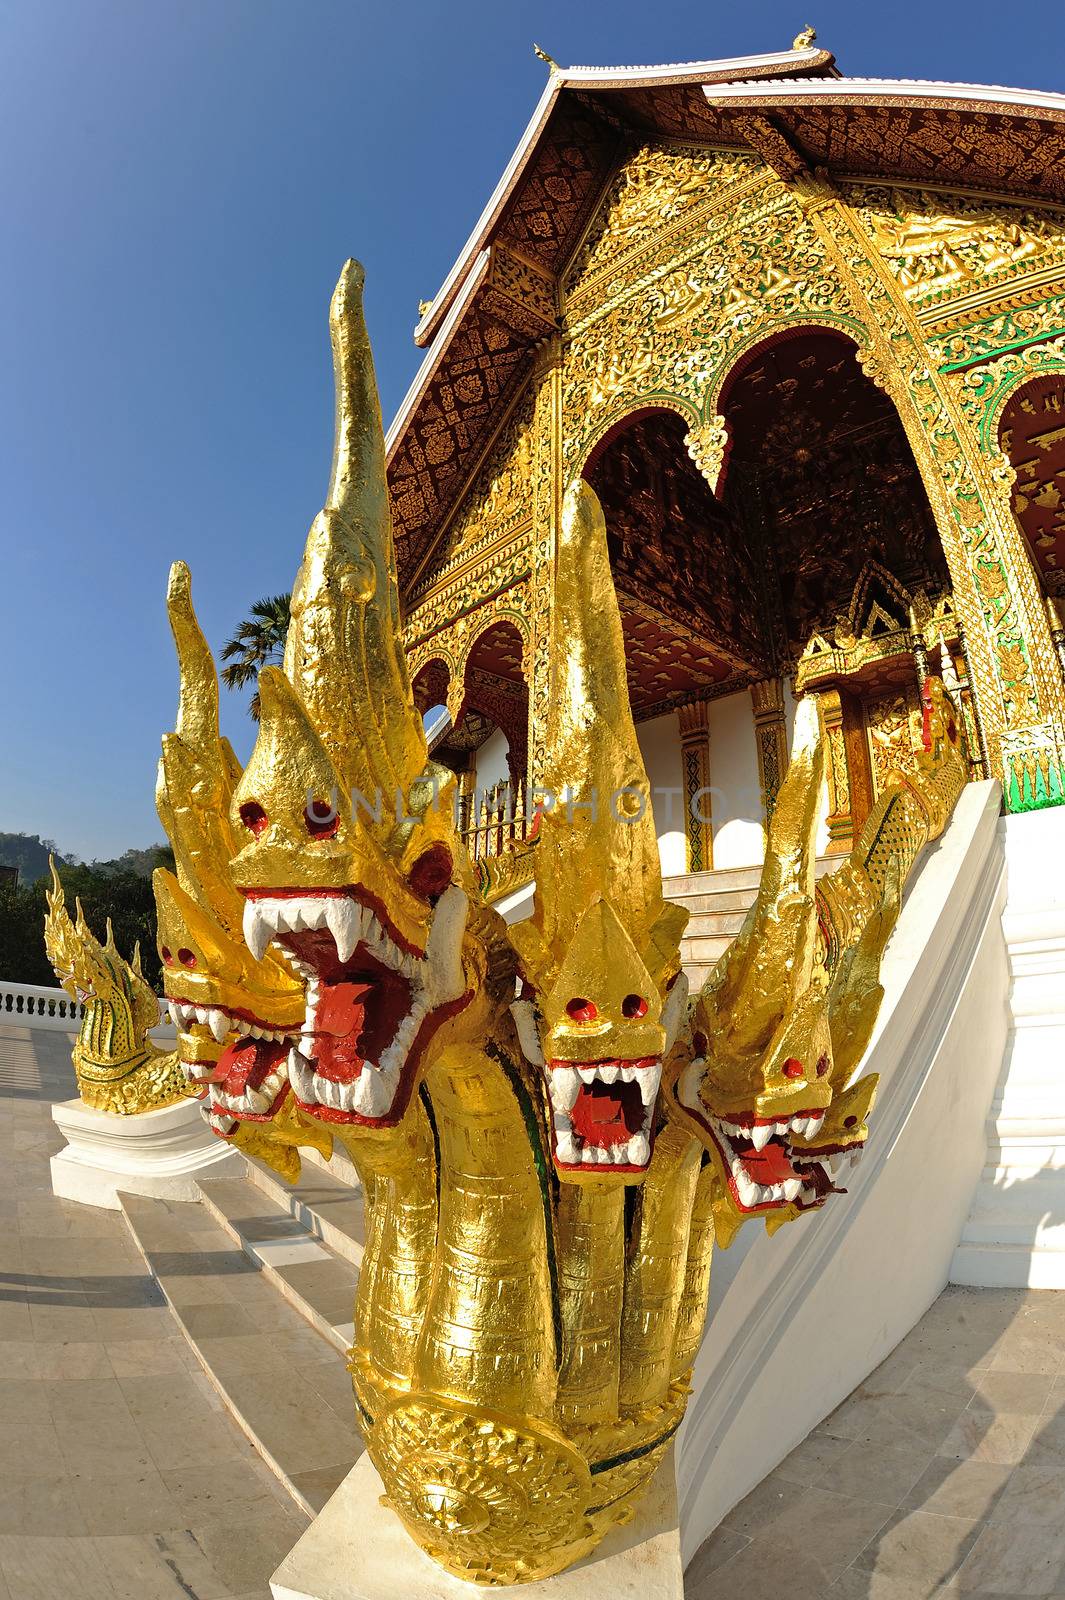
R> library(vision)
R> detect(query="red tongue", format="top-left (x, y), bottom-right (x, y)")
top-left (213, 1035), bottom-right (287, 1097)
top-left (317, 982), bottom-right (372, 1038)
top-left (314, 982), bottom-right (371, 1085)
top-left (740, 1142), bottom-right (797, 1185)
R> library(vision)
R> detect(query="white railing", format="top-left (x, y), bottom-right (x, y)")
top-left (0, 980), bottom-right (85, 1031)
top-left (0, 979), bottom-right (176, 1041)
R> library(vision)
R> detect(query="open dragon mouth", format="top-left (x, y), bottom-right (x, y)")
top-left (240, 885), bottom-right (468, 1126)
top-left (677, 1070), bottom-right (861, 1212)
top-left (202, 1033), bottom-right (291, 1132)
top-left (546, 1057), bottom-right (663, 1172)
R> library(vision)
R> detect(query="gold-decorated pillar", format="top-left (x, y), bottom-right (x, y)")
top-left (750, 678), bottom-right (789, 831)
top-left (678, 700), bottom-right (712, 873)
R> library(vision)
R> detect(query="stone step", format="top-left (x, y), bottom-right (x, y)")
top-left (241, 1153), bottom-right (367, 1270)
top-left (951, 1239), bottom-right (1065, 1290)
top-left (664, 865), bottom-right (764, 898)
top-left (681, 909), bottom-right (748, 937)
top-left (683, 934), bottom-right (736, 964)
top-left (118, 1190), bottom-right (362, 1516)
top-left (197, 1175), bottom-right (359, 1352)
top-left (670, 888), bottom-right (755, 914)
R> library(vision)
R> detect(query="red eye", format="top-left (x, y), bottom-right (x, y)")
top-left (816, 1053), bottom-right (830, 1077)
top-left (622, 994), bottom-right (648, 1019)
top-left (177, 948), bottom-right (197, 968)
top-left (161, 946), bottom-right (173, 965)
top-left (567, 997), bottom-right (598, 1023)
top-left (783, 1057), bottom-right (805, 1080)
top-left (239, 802), bottom-right (268, 838)
top-left (304, 795), bottom-right (340, 839)
top-left (844, 1115), bottom-right (859, 1128)
top-left (408, 844), bottom-right (453, 901)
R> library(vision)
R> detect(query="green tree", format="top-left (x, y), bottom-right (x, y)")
top-left (0, 863), bottom-right (165, 992)
top-left (220, 593), bottom-right (291, 719)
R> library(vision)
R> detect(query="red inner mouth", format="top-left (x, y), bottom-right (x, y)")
top-left (281, 928), bottom-right (413, 1087)
top-left (569, 1079), bottom-right (646, 1150)
top-left (728, 1135), bottom-right (798, 1187)
top-left (210, 1035), bottom-right (288, 1099)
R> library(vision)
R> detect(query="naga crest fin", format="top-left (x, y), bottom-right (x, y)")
top-left (282, 259), bottom-right (426, 805)
top-left (517, 478), bottom-right (680, 986)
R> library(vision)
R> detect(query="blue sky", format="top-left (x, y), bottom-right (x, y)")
top-left (2, 0), bottom-right (1061, 860)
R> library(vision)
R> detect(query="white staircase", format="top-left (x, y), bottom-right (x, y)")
top-left (951, 805), bottom-right (1065, 1289)
top-left (666, 857), bottom-right (840, 989)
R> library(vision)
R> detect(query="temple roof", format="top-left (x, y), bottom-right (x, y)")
top-left (386, 45), bottom-right (1065, 592)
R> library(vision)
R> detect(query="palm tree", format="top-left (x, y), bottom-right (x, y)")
top-left (220, 594), bottom-right (291, 719)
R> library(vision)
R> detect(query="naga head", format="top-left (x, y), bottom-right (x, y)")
top-left (510, 479), bottom-right (688, 1182)
top-left (153, 564), bottom-right (322, 1167)
top-left (44, 862), bottom-right (161, 1083)
top-left (668, 699), bottom-right (887, 1245)
top-left (229, 261), bottom-right (480, 1131)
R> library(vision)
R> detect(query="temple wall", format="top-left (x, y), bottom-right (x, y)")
top-left (707, 690), bottom-right (764, 870)
top-left (404, 138), bottom-right (1065, 823)
top-left (471, 727), bottom-right (511, 794)
top-left (636, 712), bottom-right (686, 877)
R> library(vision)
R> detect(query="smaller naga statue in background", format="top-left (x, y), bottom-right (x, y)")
top-left (43, 863), bottom-right (189, 1114)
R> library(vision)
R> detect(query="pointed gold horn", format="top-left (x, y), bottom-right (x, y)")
top-left (534, 478), bottom-right (668, 960)
top-left (166, 561), bottom-right (219, 756)
top-left (283, 260), bottom-right (425, 802)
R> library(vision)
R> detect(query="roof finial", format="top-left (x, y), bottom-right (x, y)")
top-left (533, 42), bottom-right (559, 71)
top-left (417, 298), bottom-right (432, 318)
top-left (792, 23), bottom-right (817, 48)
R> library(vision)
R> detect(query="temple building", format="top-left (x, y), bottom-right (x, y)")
top-left (385, 39), bottom-right (1065, 924)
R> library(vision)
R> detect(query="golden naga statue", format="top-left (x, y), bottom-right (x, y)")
top-left (151, 259), bottom-right (968, 1584)
top-left (43, 862), bottom-right (189, 1114)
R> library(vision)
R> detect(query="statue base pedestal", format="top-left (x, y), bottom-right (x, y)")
top-left (50, 1095), bottom-right (242, 1209)
top-left (271, 1449), bottom-right (683, 1600)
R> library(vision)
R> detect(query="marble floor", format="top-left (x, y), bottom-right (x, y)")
top-left (685, 1279), bottom-right (1065, 1598)
top-left (6, 1023), bottom-right (1065, 1599)
top-left (0, 1024), bottom-right (309, 1599)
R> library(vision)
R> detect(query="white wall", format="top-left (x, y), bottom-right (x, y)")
top-left (677, 781), bottom-right (1008, 1561)
top-left (708, 690), bottom-right (764, 870)
top-left (637, 713), bottom-right (687, 877)
top-left (472, 727), bottom-right (512, 794)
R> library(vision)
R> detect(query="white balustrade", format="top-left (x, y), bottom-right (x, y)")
top-left (0, 979), bottom-right (176, 1040)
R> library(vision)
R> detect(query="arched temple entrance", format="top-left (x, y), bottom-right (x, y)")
top-left (582, 331), bottom-right (980, 873)
top-left (413, 622), bottom-right (531, 862)
top-left (1000, 374), bottom-right (1065, 680)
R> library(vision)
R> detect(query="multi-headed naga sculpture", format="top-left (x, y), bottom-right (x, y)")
top-left (148, 260), bottom-right (968, 1584)
top-left (44, 863), bottom-right (189, 1114)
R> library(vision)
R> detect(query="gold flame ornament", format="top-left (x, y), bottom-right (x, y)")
top-left (43, 862), bottom-right (189, 1114)
top-left (146, 259), bottom-right (969, 1584)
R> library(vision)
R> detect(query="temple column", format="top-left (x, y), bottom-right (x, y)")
top-left (678, 701), bottom-right (712, 874)
top-left (750, 678), bottom-right (789, 832)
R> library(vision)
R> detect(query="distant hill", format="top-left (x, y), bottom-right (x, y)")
top-left (0, 832), bottom-right (68, 884)
top-left (0, 833), bottom-right (172, 884)
top-left (90, 846), bottom-right (173, 878)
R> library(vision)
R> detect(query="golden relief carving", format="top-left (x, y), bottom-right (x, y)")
top-left (865, 686), bottom-right (922, 796)
top-left (416, 389), bottom-right (537, 593)
top-left (564, 142), bottom-right (759, 305)
top-left (855, 185), bottom-right (1065, 311)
